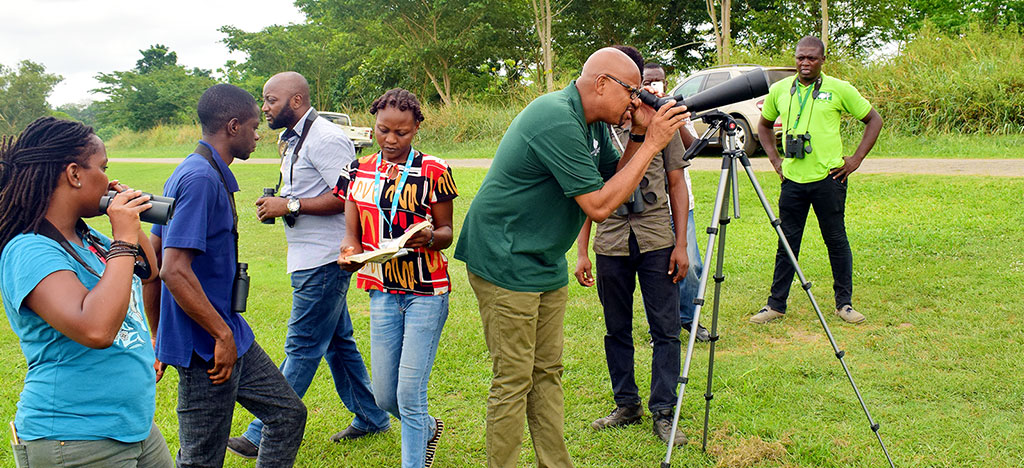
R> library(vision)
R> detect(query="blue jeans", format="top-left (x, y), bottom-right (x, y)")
top-left (368, 290), bottom-right (449, 468)
top-left (679, 209), bottom-right (705, 325)
top-left (175, 342), bottom-right (306, 468)
top-left (243, 263), bottom-right (389, 446)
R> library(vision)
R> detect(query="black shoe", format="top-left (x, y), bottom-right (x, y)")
top-left (682, 322), bottom-right (711, 343)
top-left (330, 424), bottom-right (387, 442)
top-left (226, 436), bottom-right (258, 459)
top-left (652, 409), bottom-right (687, 446)
top-left (591, 404), bottom-right (644, 430)
top-left (424, 418), bottom-right (444, 468)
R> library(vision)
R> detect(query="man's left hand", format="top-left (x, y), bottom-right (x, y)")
top-left (255, 196), bottom-right (288, 222)
top-left (668, 245), bottom-right (689, 284)
top-left (829, 155), bottom-right (864, 182)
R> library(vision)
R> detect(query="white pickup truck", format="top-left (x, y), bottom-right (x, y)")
top-left (319, 111), bottom-right (374, 154)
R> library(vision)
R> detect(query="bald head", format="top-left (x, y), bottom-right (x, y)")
top-left (580, 48), bottom-right (641, 85)
top-left (576, 47), bottom-right (643, 125)
top-left (262, 71), bottom-right (311, 130)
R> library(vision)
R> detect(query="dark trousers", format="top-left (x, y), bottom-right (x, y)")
top-left (768, 176), bottom-right (853, 313)
top-left (175, 342), bottom-right (307, 468)
top-left (596, 233), bottom-right (681, 412)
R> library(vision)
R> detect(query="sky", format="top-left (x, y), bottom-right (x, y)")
top-left (0, 0), bottom-right (307, 106)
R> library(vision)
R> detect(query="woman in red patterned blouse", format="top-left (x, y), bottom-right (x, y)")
top-left (335, 88), bottom-right (457, 468)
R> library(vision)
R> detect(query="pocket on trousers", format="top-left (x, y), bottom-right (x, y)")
top-left (11, 443), bottom-right (29, 468)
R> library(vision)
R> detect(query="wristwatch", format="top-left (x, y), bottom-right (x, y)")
top-left (287, 197), bottom-right (300, 215)
top-left (629, 132), bottom-right (646, 143)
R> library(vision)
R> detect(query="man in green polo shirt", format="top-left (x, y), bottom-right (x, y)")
top-left (454, 47), bottom-right (690, 468)
top-left (751, 36), bottom-right (883, 325)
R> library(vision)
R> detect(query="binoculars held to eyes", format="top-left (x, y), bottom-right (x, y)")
top-left (99, 190), bottom-right (176, 225)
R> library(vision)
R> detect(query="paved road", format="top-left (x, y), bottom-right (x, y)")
top-left (111, 157), bottom-right (1024, 177)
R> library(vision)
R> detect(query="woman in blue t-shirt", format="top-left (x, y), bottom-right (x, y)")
top-left (0, 117), bottom-right (172, 467)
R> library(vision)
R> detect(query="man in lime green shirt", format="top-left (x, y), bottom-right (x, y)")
top-left (751, 36), bottom-right (883, 325)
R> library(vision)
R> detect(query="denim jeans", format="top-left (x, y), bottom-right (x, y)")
top-left (368, 290), bottom-right (449, 468)
top-left (596, 234), bottom-right (681, 412)
top-left (678, 209), bottom-right (705, 325)
top-left (19, 423), bottom-right (172, 468)
top-left (769, 177), bottom-right (852, 313)
top-left (175, 342), bottom-right (306, 468)
top-left (243, 263), bottom-right (388, 446)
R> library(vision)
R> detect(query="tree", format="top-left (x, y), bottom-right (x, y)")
top-left (135, 44), bottom-right (178, 74)
top-left (220, 23), bottom-right (355, 111)
top-left (300, 0), bottom-right (521, 106)
top-left (92, 46), bottom-right (215, 131)
top-left (0, 60), bottom-right (63, 135)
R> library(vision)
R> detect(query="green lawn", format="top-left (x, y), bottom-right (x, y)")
top-left (104, 131), bottom-right (1024, 160)
top-left (2, 163), bottom-right (1023, 467)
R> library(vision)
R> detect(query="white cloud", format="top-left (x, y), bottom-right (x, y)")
top-left (0, 0), bottom-right (306, 106)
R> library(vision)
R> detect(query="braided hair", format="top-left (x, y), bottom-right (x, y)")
top-left (0, 117), bottom-right (97, 253)
top-left (369, 88), bottom-right (425, 123)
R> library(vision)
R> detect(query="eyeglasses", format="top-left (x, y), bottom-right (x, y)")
top-left (602, 74), bottom-right (641, 100)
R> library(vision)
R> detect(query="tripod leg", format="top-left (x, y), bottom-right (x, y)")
top-left (661, 158), bottom-right (734, 468)
top-left (737, 154), bottom-right (896, 468)
top-left (701, 192), bottom-right (730, 452)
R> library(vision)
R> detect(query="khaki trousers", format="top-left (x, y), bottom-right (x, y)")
top-left (468, 270), bottom-right (574, 468)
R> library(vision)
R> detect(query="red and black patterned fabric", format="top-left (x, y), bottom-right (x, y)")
top-left (334, 150), bottom-right (458, 295)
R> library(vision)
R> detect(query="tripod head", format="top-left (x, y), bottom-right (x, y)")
top-left (682, 111), bottom-right (742, 161)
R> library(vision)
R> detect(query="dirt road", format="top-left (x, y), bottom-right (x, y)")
top-left (111, 157), bottom-right (1024, 177)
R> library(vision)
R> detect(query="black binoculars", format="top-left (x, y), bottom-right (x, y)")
top-left (785, 133), bottom-right (813, 158)
top-left (260, 188), bottom-right (296, 227)
top-left (99, 190), bottom-right (176, 225)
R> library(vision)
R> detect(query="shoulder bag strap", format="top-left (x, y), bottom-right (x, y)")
top-left (275, 109), bottom-right (319, 194)
top-left (194, 143), bottom-right (239, 262)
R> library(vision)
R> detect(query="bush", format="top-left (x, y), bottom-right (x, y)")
top-left (837, 22), bottom-right (1024, 134)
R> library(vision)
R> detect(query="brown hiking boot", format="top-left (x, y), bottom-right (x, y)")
top-left (652, 409), bottom-right (687, 446)
top-left (591, 404), bottom-right (644, 430)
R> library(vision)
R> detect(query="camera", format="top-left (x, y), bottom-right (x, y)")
top-left (99, 190), bottom-right (176, 225)
top-left (260, 188), bottom-right (296, 227)
top-left (784, 133), bottom-right (813, 158)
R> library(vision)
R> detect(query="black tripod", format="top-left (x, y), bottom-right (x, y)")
top-left (660, 112), bottom-right (895, 468)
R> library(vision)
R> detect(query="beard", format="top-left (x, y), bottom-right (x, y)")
top-left (268, 105), bottom-right (298, 130)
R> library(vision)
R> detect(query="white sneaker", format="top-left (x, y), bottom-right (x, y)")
top-left (750, 306), bottom-right (784, 324)
top-left (835, 305), bottom-right (865, 323)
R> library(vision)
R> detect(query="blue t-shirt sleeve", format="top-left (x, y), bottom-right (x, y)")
top-left (162, 173), bottom-right (219, 253)
top-left (531, 122), bottom-right (606, 198)
top-left (1, 236), bottom-right (75, 313)
top-left (312, 132), bottom-right (356, 190)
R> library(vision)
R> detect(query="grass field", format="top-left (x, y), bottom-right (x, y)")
top-left (101, 123), bottom-right (1024, 161)
top-left (2, 163), bottom-right (1023, 467)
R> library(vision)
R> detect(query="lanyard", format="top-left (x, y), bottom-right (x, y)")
top-left (792, 85), bottom-right (814, 129)
top-left (373, 148), bottom-right (415, 226)
top-left (786, 76), bottom-right (822, 133)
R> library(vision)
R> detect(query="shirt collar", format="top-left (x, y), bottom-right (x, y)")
top-left (564, 81), bottom-right (585, 126)
top-left (196, 140), bottom-right (240, 193)
top-left (290, 107), bottom-right (317, 138)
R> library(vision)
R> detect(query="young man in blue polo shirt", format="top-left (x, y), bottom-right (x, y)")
top-left (752, 36), bottom-right (883, 325)
top-left (149, 84), bottom-right (307, 467)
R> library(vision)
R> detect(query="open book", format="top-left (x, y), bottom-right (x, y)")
top-left (346, 220), bottom-right (432, 264)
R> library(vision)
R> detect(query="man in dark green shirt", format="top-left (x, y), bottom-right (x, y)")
top-left (455, 48), bottom-right (690, 468)
top-left (752, 36), bottom-right (883, 325)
